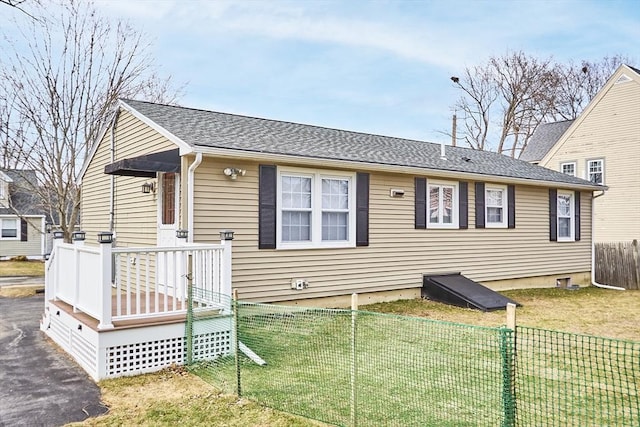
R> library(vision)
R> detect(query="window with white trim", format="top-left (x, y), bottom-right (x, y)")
top-left (0, 182), bottom-right (5, 199)
top-left (427, 181), bottom-right (458, 228)
top-left (587, 159), bottom-right (604, 184)
top-left (277, 168), bottom-right (355, 248)
top-left (485, 185), bottom-right (507, 228)
top-left (1, 218), bottom-right (18, 239)
top-left (557, 192), bottom-right (574, 241)
top-left (560, 162), bottom-right (576, 177)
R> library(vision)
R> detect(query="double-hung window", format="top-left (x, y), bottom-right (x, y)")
top-left (587, 159), bottom-right (604, 184)
top-left (557, 192), bottom-right (574, 241)
top-left (427, 181), bottom-right (458, 228)
top-left (1, 218), bottom-right (18, 239)
top-left (278, 168), bottom-right (355, 248)
top-left (560, 162), bottom-right (576, 177)
top-left (485, 185), bottom-right (507, 228)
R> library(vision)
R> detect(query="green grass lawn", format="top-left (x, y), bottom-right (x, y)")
top-left (190, 288), bottom-right (640, 427)
top-left (0, 260), bottom-right (45, 277)
top-left (72, 286), bottom-right (640, 426)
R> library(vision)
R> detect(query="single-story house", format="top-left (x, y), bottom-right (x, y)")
top-left (78, 99), bottom-right (604, 307)
top-left (0, 169), bottom-right (47, 260)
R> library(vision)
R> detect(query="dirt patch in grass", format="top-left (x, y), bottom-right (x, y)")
top-left (71, 366), bottom-right (327, 427)
top-left (0, 260), bottom-right (45, 277)
top-left (0, 286), bottom-right (43, 298)
top-left (362, 286), bottom-right (640, 341)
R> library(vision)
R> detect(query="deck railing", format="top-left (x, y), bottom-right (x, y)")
top-left (45, 235), bottom-right (233, 330)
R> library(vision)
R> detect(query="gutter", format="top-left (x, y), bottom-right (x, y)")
top-left (190, 146), bottom-right (603, 192)
top-left (109, 110), bottom-right (120, 233)
top-left (591, 190), bottom-right (624, 290)
top-left (187, 152), bottom-right (202, 243)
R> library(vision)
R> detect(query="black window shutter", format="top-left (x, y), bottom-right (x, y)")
top-left (475, 182), bottom-right (485, 229)
top-left (355, 172), bottom-right (369, 246)
top-left (549, 188), bottom-right (558, 241)
top-left (415, 178), bottom-right (426, 229)
top-left (20, 219), bottom-right (28, 242)
top-left (574, 191), bottom-right (581, 241)
top-left (258, 165), bottom-right (277, 249)
top-left (459, 181), bottom-right (468, 229)
top-left (507, 184), bottom-right (516, 229)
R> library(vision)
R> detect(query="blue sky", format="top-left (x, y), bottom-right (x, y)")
top-left (19, 1), bottom-right (640, 143)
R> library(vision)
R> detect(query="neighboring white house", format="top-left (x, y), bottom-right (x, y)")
top-left (520, 64), bottom-right (640, 243)
top-left (0, 169), bottom-right (46, 259)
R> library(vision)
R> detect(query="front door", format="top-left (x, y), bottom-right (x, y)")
top-left (157, 172), bottom-right (179, 247)
top-left (157, 172), bottom-right (181, 297)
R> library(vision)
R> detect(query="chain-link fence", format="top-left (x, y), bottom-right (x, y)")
top-left (185, 291), bottom-right (639, 426)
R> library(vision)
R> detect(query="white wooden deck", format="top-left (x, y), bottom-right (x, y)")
top-left (41, 238), bottom-right (234, 381)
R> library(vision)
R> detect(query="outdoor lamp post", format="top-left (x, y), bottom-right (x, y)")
top-left (72, 230), bottom-right (86, 241)
top-left (97, 231), bottom-right (114, 244)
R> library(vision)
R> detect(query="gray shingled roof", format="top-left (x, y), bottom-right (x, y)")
top-left (519, 120), bottom-right (574, 163)
top-left (0, 169), bottom-right (44, 216)
top-left (122, 99), bottom-right (599, 188)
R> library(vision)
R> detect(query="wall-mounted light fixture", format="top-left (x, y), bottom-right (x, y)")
top-left (223, 167), bottom-right (246, 180)
top-left (141, 182), bottom-right (156, 194)
top-left (45, 222), bottom-right (52, 233)
top-left (219, 230), bottom-right (235, 241)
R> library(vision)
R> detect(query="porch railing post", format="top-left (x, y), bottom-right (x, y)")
top-left (98, 232), bottom-right (114, 330)
top-left (52, 231), bottom-right (64, 302)
top-left (220, 230), bottom-right (234, 300)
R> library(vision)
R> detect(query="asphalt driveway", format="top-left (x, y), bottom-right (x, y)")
top-left (0, 294), bottom-right (106, 426)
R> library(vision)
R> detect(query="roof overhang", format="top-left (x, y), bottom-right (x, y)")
top-left (104, 149), bottom-right (180, 178)
top-left (190, 146), bottom-right (606, 191)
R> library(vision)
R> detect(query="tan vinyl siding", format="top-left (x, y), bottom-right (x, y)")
top-left (540, 71), bottom-right (640, 242)
top-left (81, 110), bottom-right (177, 247)
top-left (193, 158), bottom-right (592, 302)
top-left (0, 216), bottom-right (43, 258)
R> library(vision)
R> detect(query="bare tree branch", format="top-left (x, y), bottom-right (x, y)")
top-left (450, 52), bottom-right (632, 158)
top-left (0, 0), bottom-right (184, 241)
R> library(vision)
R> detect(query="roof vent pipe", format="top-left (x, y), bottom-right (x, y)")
top-left (440, 141), bottom-right (447, 160)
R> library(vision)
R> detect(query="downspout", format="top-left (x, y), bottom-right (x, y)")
top-left (591, 190), bottom-right (624, 290)
top-left (109, 111), bottom-right (120, 233)
top-left (187, 152), bottom-right (203, 243)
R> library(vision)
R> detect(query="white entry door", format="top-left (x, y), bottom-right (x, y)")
top-left (157, 172), bottom-right (179, 247)
top-left (157, 172), bottom-right (181, 298)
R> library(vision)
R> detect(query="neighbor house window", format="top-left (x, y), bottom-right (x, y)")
top-left (557, 192), bottom-right (574, 241)
top-left (587, 159), bottom-right (604, 184)
top-left (278, 168), bottom-right (355, 248)
top-left (485, 185), bottom-right (507, 228)
top-left (427, 181), bottom-right (458, 228)
top-left (1, 218), bottom-right (18, 239)
top-left (560, 162), bottom-right (576, 177)
top-left (0, 183), bottom-right (5, 199)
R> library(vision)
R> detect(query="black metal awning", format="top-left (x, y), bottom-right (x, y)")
top-left (104, 149), bottom-right (180, 177)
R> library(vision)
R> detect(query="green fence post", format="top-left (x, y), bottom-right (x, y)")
top-left (501, 303), bottom-right (517, 427)
top-left (233, 289), bottom-right (242, 397)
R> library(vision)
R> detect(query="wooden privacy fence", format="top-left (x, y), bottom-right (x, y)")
top-left (595, 240), bottom-right (640, 290)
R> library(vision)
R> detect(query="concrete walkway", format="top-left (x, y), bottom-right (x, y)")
top-left (0, 294), bottom-right (107, 426)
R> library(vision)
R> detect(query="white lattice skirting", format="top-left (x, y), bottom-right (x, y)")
top-left (41, 301), bottom-right (233, 381)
